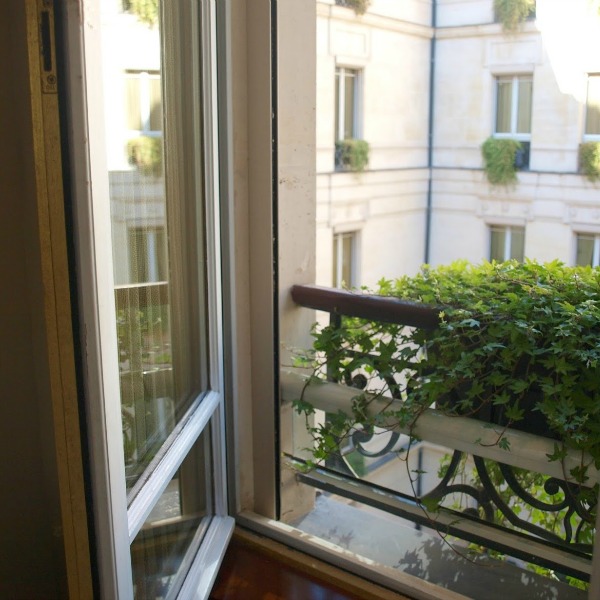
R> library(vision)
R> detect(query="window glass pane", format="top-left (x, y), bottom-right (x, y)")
top-left (125, 75), bottom-right (142, 131)
top-left (149, 76), bottom-right (163, 132)
top-left (131, 430), bottom-right (212, 599)
top-left (576, 235), bottom-right (595, 266)
top-left (516, 79), bottom-right (532, 133)
top-left (335, 68), bottom-right (341, 140)
top-left (510, 227), bottom-right (525, 261)
top-left (585, 75), bottom-right (600, 135)
top-left (341, 233), bottom-right (353, 287)
top-left (495, 79), bottom-right (512, 133)
top-left (343, 70), bottom-right (356, 139)
top-left (489, 227), bottom-right (506, 261)
top-left (332, 235), bottom-right (338, 287)
top-left (104, 1), bottom-right (208, 492)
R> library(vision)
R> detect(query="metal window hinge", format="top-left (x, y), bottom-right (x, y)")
top-left (39, 0), bottom-right (57, 94)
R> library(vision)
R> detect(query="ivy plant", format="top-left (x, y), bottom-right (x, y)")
top-left (294, 260), bottom-right (600, 493)
top-left (127, 136), bottom-right (163, 177)
top-left (335, 138), bottom-right (370, 172)
top-left (336, 0), bottom-right (371, 16)
top-left (494, 0), bottom-right (536, 31)
top-left (579, 141), bottom-right (600, 182)
top-left (481, 137), bottom-right (521, 185)
top-left (123, 0), bottom-right (159, 27)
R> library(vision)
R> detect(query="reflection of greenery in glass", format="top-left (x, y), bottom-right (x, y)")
top-left (117, 303), bottom-right (173, 473)
top-left (116, 305), bottom-right (171, 371)
top-left (127, 136), bottom-right (163, 177)
top-left (123, 0), bottom-right (159, 27)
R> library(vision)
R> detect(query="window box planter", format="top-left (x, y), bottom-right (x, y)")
top-left (494, 0), bottom-right (536, 31)
top-left (481, 137), bottom-right (527, 185)
top-left (334, 0), bottom-right (371, 16)
top-left (335, 138), bottom-right (370, 172)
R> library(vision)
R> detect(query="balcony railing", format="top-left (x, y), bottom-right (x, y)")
top-left (284, 284), bottom-right (597, 584)
top-left (115, 281), bottom-right (174, 487)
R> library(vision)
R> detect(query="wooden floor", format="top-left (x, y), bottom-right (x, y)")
top-left (209, 529), bottom-right (410, 600)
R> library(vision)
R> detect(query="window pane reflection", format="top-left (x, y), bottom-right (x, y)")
top-left (103, 1), bottom-right (208, 492)
top-left (131, 430), bottom-right (212, 599)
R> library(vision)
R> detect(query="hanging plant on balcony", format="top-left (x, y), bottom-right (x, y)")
top-left (127, 136), bottom-right (163, 177)
top-left (494, 0), bottom-right (536, 32)
top-left (294, 260), bottom-right (600, 496)
top-left (579, 141), bottom-right (600, 182)
top-left (481, 137), bottom-right (521, 185)
top-left (123, 0), bottom-right (159, 27)
top-left (335, 138), bottom-right (370, 172)
top-left (335, 0), bottom-right (371, 16)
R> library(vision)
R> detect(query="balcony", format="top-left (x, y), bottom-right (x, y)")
top-left (282, 282), bottom-right (596, 597)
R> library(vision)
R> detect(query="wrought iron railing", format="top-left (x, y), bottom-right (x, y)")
top-left (284, 284), bottom-right (597, 582)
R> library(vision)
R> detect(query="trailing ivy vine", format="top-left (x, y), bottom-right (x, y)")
top-left (123, 0), bottom-right (159, 27)
top-left (579, 141), bottom-right (600, 182)
top-left (335, 139), bottom-right (370, 172)
top-left (494, 0), bottom-right (536, 32)
top-left (481, 137), bottom-right (521, 185)
top-left (336, 0), bottom-right (371, 16)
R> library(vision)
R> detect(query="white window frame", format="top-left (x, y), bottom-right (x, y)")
top-left (493, 74), bottom-right (533, 141)
top-left (335, 65), bottom-right (363, 141)
top-left (63, 1), bottom-right (233, 598)
top-left (332, 231), bottom-right (359, 288)
top-left (124, 69), bottom-right (162, 137)
top-left (489, 224), bottom-right (525, 262)
top-left (575, 232), bottom-right (600, 267)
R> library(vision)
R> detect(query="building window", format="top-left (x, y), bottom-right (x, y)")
top-left (332, 232), bottom-right (357, 288)
top-left (575, 233), bottom-right (600, 267)
top-left (335, 67), bottom-right (361, 142)
top-left (125, 70), bottom-right (163, 135)
top-left (495, 75), bottom-right (532, 168)
top-left (489, 225), bottom-right (525, 262)
top-left (495, 75), bottom-right (532, 137)
top-left (585, 74), bottom-right (600, 138)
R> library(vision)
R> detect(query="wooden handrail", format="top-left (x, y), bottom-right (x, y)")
top-left (290, 284), bottom-right (440, 329)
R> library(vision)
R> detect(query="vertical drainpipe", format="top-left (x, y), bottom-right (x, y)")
top-left (424, 0), bottom-right (437, 264)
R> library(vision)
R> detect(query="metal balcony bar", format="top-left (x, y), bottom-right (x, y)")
top-left (281, 369), bottom-right (600, 486)
top-left (294, 465), bottom-right (592, 580)
top-left (290, 284), bottom-right (439, 329)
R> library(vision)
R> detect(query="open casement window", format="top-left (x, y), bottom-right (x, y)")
top-left (66, 0), bottom-right (232, 597)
